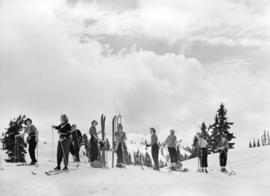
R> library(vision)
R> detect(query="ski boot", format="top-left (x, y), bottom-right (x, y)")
top-left (54, 166), bottom-right (61, 171)
top-left (63, 166), bottom-right (68, 171)
top-left (116, 163), bottom-right (123, 168)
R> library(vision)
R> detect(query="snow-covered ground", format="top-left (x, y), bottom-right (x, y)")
top-left (0, 142), bottom-right (270, 196)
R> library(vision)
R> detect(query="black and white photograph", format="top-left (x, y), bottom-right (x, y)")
top-left (0, 0), bottom-right (269, 195)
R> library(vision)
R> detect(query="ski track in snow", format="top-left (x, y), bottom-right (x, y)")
top-left (0, 144), bottom-right (270, 196)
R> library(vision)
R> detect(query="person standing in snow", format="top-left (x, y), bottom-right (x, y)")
top-left (70, 124), bottom-right (82, 162)
top-left (20, 118), bottom-right (38, 165)
top-left (218, 136), bottom-right (229, 173)
top-left (52, 114), bottom-right (71, 171)
top-left (165, 130), bottom-right (178, 170)
top-left (146, 128), bottom-right (160, 171)
top-left (197, 133), bottom-right (209, 173)
top-left (115, 124), bottom-right (127, 168)
top-left (89, 120), bottom-right (101, 162)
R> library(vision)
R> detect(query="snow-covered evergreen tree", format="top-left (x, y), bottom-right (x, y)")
top-left (252, 139), bottom-right (256, 148)
top-left (209, 103), bottom-right (235, 152)
top-left (2, 115), bottom-right (27, 162)
top-left (249, 141), bottom-right (252, 148)
top-left (257, 139), bottom-right (260, 147)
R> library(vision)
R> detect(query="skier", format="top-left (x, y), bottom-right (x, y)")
top-left (165, 129), bottom-right (178, 170)
top-left (115, 124), bottom-right (127, 168)
top-left (217, 135), bottom-right (229, 173)
top-left (89, 120), bottom-right (100, 162)
top-left (70, 124), bottom-right (82, 162)
top-left (19, 118), bottom-right (38, 165)
top-left (197, 133), bottom-right (209, 173)
top-left (52, 114), bottom-right (71, 171)
top-left (146, 127), bottom-right (159, 171)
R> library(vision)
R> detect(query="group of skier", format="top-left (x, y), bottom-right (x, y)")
top-left (18, 114), bottom-right (230, 174)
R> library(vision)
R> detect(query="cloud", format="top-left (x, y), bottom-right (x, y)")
top-left (62, 0), bottom-right (270, 47)
top-left (0, 0), bottom-right (269, 148)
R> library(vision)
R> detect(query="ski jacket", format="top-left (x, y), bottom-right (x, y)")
top-left (89, 126), bottom-right (97, 137)
top-left (198, 138), bottom-right (208, 148)
top-left (218, 140), bottom-right (229, 152)
top-left (151, 133), bottom-right (158, 145)
top-left (24, 125), bottom-right (38, 141)
top-left (166, 135), bottom-right (177, 148)
top-left (54, 123), bottom-right (71, 140)
top-left (115, 131), bottom-right (127, 150)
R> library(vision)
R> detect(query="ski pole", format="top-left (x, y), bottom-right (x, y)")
top-left (52, 127), bottom-right (54, 162)
top-left (60, 138), bottom-right (69, 167)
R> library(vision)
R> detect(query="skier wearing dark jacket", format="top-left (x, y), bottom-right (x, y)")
top-left (197, 134), bottom-right (209, 173)
top-left (146, 128), bottom-right (159, 171)
top-left (115, 124), bottom-right (127, 168)
top-left (20, 118), bottom-right (38, 165)
top-left (218, 136), bottom-right (229, 173)
top-left (165, 130), bottom-right (178, 170)
top-left (70, 124), bottom-right (82, 162)
top-left (89, 120), bottom-right (100, 162)
top-left (52, 114), bottom-right (71, 171)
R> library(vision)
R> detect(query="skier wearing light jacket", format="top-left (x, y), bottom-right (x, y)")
top-left (197, 134), bottom-right (209, 173)
top-left (146, 128), bottom-right (160, 171)
top-left (115, 124), bottom-right (127, 168)
top-left (218, 136), bottom-right (229, 173)
top-left (52, 114), bottom-right (71, 171)
top-left (165, 130), bottom-right (178, 170)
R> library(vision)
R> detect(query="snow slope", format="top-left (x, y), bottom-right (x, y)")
top-left (0, 142), bottom-right (270, 196)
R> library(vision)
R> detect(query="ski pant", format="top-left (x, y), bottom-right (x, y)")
top-left (219, 151), bottom-right (227, 167)
top-left (200, 148), bottom-right (208, 168)
top-left (90, 136), bottom-right (98, 162)
top-left (151, 143), bottom-right (159, 169)
top-left (168, 147), bottom-right (178, 163)
top-left (116, 142), bottom-right (124, 164)
top-left (70, 141), bottom-right (80, 161)
top-left (57, 137), bottom-right (71, 167)
top-left (28, 138), bottom-right (37, 163)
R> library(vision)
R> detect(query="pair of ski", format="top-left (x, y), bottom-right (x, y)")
top-left (202, 169), bottom-right (236, 176)
top-left (44, 163), bottom-right (80, 176)
top-left (17, 163), bottom-right (39, 167)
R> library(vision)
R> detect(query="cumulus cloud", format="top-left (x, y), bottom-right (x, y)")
top-left (0, 0), bottom-right (269, 147)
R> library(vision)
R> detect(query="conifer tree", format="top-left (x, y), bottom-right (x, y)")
top-left (2, 115), bottom-right (27, 162)
top-left (252, 139), bottom-right (256, 148)
top-left (267, 131), bottom-right (270, 145)
top-left (144, 152), bottom-right (152, 167)
top-left (209, 103), bottom-right (235, 152)
top-left (249, 141), bottom-right (252, 148)
top-left (257, 139), bottom-right (260, 147)
top-left (200, 122), bottom-right (210, 142)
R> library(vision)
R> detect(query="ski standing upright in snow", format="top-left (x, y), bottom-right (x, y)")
top-left (100, 114), bottom-right (106, 167)
top-left (112, 116), bottom-right (116, 168)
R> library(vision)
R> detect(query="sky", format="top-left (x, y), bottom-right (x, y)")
top-left (0, 0), bottom-right (270, 148)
